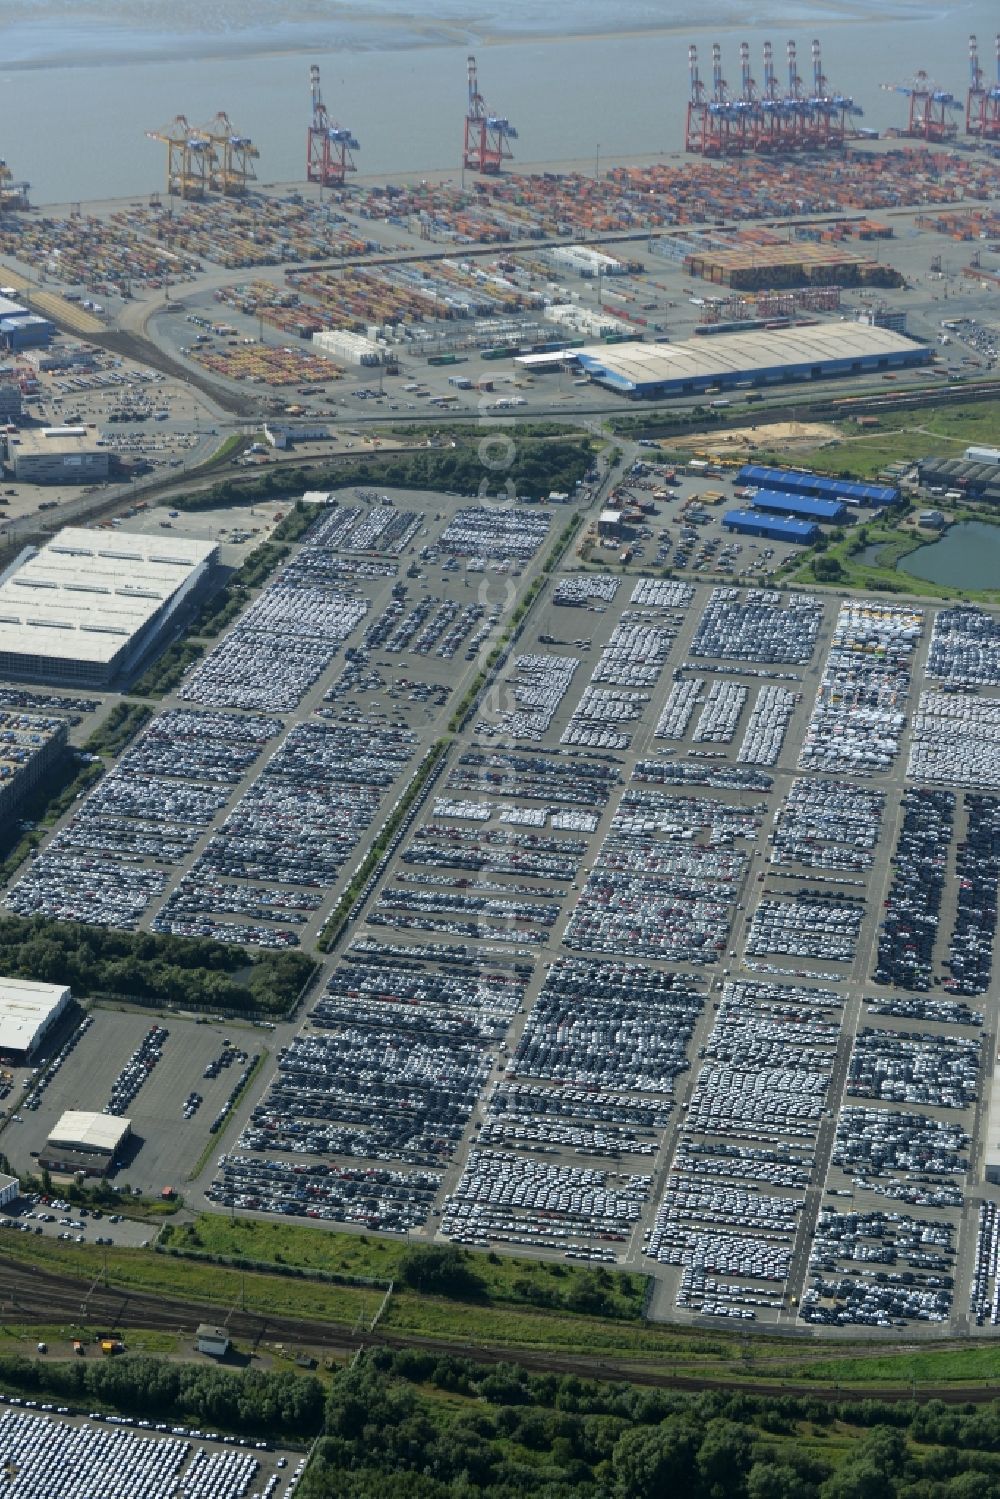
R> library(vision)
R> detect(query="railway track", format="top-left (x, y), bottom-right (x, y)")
top-left (0, 1254), bottom-right (995, 1406)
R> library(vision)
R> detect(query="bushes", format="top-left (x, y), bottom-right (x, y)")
top-left (167, 438), bottom-right (594, 512)
top-left (83, 703), bottom-right (153, 757)
top-left (398, 1245), bottom-right (485, 1300)
top-left (129, 641), bottom-right (203, 698)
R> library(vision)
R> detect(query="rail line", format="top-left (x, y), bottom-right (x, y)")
top-left (0, 1254), bottom-right (995, 1406)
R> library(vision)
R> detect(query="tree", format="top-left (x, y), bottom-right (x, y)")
top-left (697, 1418), bottom-right (756, 1499)
top-left (397, 1244), bottom-right (484, 1299)
top-left (813, 554), bottom-right (844, 582)
top-left (611, 1417), bottom-right (701, 1499)
top-left (748, 1461), bottom-right (816, 1499)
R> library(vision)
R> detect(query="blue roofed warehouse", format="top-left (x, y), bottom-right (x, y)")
top-left (723, 509), bottom-right (820, 544)
top-left (749, 489), bottom-right (847, 523)
top-left (736, 464), bottom-right (897, 508)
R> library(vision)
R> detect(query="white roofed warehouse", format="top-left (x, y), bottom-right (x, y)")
top-left (574, 323), bottom-right (931, 399)
top-left (0, 977), bottom-right (71, 1063)
top-left (9, 427), bottom-right (109, 485)
top-left (41, 1110), bottom-right (131, 1177)
top-left (0, 527), bottom-right (218, 687)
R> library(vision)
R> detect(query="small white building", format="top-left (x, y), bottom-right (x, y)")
top-left (196, 1324), bottom-right (231, 1358)
top-left (0, 1173), bottom-right (18, 1208)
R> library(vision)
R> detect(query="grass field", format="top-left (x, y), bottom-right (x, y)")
top-left (762, 400), bottom-right (1000, 480)
top-left (162, 1216), bottom-right (647, 1321)
top-left (772, 1346), bottom-right (1000, 1387)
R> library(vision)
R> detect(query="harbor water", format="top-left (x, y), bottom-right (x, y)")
top-left (0, 0), bottom-right (996, 203)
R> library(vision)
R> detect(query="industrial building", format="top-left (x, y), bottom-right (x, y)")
top-left (736, 463), bottom-right (899, 508)
top-left (574, 324), bottom-right (930, 400)
top-left (0, 527), bottom-right (218, 688)
top-left (0, 978), bottom-right (72, 1063)
top-left (0, 711), bottom-right (68, 822)
top-left (9, 427), bottom-right (108, 485)
top-left (41, 1111), bottom-right (131, 1177)
top-left (0, 294), bottom-right (54, 351)
top-left (723, 508), bottom-right (819, 544)
top-left (1, 316), bottom-right (54, 352)
top-left (917, 457), bottom-right (1000, 503)
top-left (0, 1175), bottom-right (18, 1209)
top-left (985, 1066), bottom-right (1000, 1188)
top-left (0, 381), bottom-right (21, 422)
top-left (749, 489), bottom-right (847, 523)
top-left (963, 445), bottom-right (1000, 467)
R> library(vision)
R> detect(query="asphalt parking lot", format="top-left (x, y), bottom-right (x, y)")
top-left (4, 1008), bottom-right (265, 1194)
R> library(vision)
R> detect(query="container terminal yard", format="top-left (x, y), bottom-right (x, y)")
top-left (0, 37), bottom-right (996, 1438)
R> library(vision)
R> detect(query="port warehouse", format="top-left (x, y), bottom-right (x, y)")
top-left (40, 1110), bottom-right (131, 1178)
top-left (0, 979), bottom-right (72, 1064)
top-left (0, 294), bottom-right (53, 352)
top-left (0, 709), bottom-right (67, 822)
top-left (573, 324), bottom-right (930, 400)
top-left (736, 463), bottom-right (899, 508)
top-left (8, 427), bottom-right (109, 485)
top-left (917, 457), bottom-right (1000, 504)
top-left (0, 528), bottom-right (218, 688)
top-left (723, 509), bottom-right (820, 544)
top-left (745, 489), bottom-right (848, 524)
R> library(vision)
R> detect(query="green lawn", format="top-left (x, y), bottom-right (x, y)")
top-left (162, 1215), bottom-right (647, 1321)
top-left (767, 399), bottom-right (1000, 480)
top-left (773, 1346), bottom-right (1000, 1386)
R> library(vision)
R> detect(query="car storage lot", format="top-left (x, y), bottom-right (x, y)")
top-left (191, 535), bottom-right (1000, 1337)
top-left (0, 1405), bottom-right (300, 1499)
top-left (5, 466), bottom-right (1000, 1337)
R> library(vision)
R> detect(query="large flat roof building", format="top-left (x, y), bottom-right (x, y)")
top-left (0, 977), bottom-right (71, 1062)
top-left (9, 427), bottom-right (108, 484)
top-left (41, 1110), bottom-right (131, 1177)
top-left (575, 324), bottom-right (931, 400)
top-left (0, 527), bottom-right (218, 687)
top-left (985, 1065), bottom-right (1000, 1188)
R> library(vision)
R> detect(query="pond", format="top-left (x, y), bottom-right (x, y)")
top-left (898, 521), bottom-right (1000, 592)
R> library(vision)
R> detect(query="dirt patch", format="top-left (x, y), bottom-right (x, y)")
top-left (666, 421), bottom-right (841, 456)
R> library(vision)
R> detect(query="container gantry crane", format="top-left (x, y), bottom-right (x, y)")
top-left (463, 55), bottom-right (518, 174)
top-left (0, 161), bottom-right (29, 211)
top-left (881, 69), bottom-right (961, 141)
top-left (146, 116), bottom-right (216, 199)
top-left (685, 36), bottom-right (858, 155)
top-left (966, 34), bottom-right (1000, 141)
top-left (307, 64), bottom-right (360, 188)
top-left (201, 112), bottom-right (259, 196)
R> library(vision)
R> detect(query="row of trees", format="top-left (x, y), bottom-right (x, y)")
top-left (0, 916), bottom-right (314, 1015)
top-left (0, 1354), bottom-right (323, 1441)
